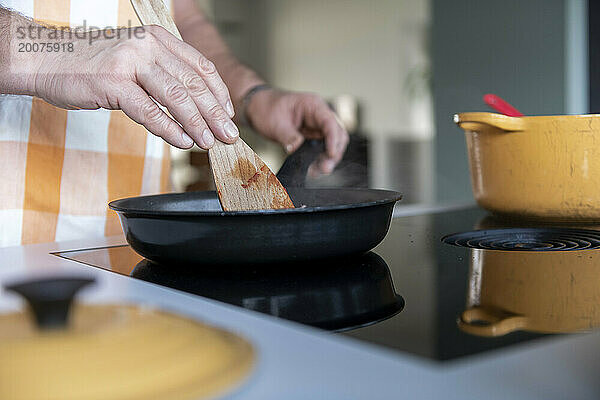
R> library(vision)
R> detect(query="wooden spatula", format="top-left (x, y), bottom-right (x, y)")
top-left (130, 0), bottom-right (295, 211)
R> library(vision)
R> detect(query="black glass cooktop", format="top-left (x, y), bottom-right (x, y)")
top-left (54, 206), bottom-right (600, 362)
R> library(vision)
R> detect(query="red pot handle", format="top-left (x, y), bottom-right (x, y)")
top-left (483, 94), bottom-right (524, 117)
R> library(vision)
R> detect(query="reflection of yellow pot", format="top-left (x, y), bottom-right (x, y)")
top-left (458, 249), bottom-right (600, 336)
top-left (455, 112), bottom-right (600, 220)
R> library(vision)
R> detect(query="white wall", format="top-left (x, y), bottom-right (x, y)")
top-left (213, 0), bottom-right (433, 140)
top-left (262, 0), bottom-right (432, 139)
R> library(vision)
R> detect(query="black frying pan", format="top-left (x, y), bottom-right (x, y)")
top-left (109, 140), bottom-right (401, 264)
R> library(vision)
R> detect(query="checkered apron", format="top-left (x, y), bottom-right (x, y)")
top-left (0, 0), bottom-right (171, 246)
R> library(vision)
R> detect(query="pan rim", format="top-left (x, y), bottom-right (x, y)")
top-left (108, 188), bottom-right (402, 217)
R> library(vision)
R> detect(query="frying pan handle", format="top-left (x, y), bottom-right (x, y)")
top-left (457, 306), bottom-right (527, 337)
top-left (454, 112), bottom-right (524, 132)
top-left (276, 139), bottom-right (325, 187)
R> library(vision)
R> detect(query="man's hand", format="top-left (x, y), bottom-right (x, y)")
top-left (22, 24), bottom-right (238, 149)
top-left (246, 89), bottom-right (349, 174)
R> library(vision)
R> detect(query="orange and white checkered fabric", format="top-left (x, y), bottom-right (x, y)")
top-left (0, 0), bottom-right (171, 247)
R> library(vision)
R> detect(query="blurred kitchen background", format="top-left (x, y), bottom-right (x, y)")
top-left (173, 0), bottom-right (589, 207)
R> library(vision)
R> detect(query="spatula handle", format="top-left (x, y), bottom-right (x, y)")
top-left (130, 0), bottom-right (182, 39)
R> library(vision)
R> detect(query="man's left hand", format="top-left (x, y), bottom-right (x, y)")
top-left (245, 89), bottom-right (349, 174)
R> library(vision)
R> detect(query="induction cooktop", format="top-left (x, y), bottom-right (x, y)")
top-left (54, 206), bottom-right (600, 362)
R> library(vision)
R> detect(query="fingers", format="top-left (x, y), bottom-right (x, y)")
top-left (118, 82), bottom-right (194, 149)
top-left (130, 26), bottom-right (238, 148)
top-left (149, 26), bottom-right (234, 117)
top-left (301, 97), bottom-right (349, 174)
top-left (313, 107), bottom-right (348, 160)
top-left (147, 47), bottom-right (239, 146)
top-left (137, 64), bottom-right (218, 149)
top-left (279, 128), bottom-right (304, 154)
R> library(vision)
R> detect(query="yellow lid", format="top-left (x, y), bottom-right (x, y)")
top-left (0, 304), bottom-right (255, 400)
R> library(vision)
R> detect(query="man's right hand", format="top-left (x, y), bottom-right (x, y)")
top-left (21, 25), bottom-right (239, 149)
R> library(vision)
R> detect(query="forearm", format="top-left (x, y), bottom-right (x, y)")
top-left (0, 6), bottom-right (40, 95)
top-left (173, 0), bottom-right (264, 123)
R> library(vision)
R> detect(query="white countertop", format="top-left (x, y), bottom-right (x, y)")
top-left (1, 234), bottom-right (598, 399)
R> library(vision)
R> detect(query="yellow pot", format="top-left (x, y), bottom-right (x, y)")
top-left (458, 249), bottom-right (600, 336)
top-left (454, 112), bottom-right (600, 220)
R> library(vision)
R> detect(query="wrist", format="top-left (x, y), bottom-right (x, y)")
top-left (20, 29), bottom-right (81, 99)
top-left (230, 74), bottom-right (265, 123)
top-left (11, 46), bottom-right (45, 96)
top-left (0, 16), bottom-right (39, 95)
top-left (1, 24), bottom-right (65, 96)
top-left (240, 84), bottom-right (274, 128)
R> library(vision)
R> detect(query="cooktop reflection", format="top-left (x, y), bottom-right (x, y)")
top-left (54, 246), bottom-right (405, 333)
top-left (55, 206), bottom-right (600, 362)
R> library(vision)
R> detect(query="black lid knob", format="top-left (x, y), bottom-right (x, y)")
top-left (4, 277), bottom-right (95, 330)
